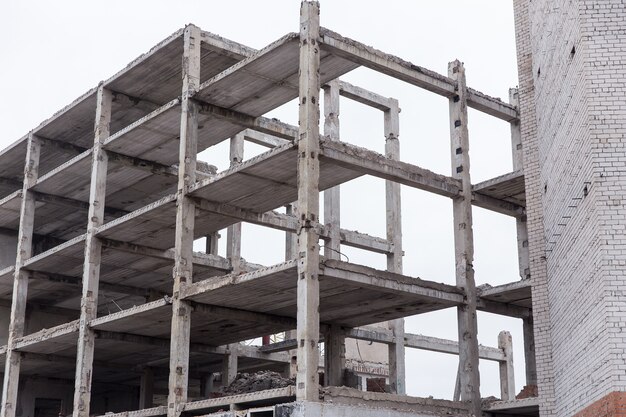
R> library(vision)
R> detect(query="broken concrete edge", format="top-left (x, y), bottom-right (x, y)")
top-left (484, 396), bottom-right (540, 411)
top-left (278, 397), bottom-right (470, 417)
top-left (321, 386), bottom-right (470, 409)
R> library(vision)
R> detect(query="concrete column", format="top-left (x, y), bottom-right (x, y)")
top-left (289, 354), bottom-right (298, 380)
top-left (139, 367), bottom-right (154, 409)
top-left (498, 331), bottom-right (516, 401)
top-left (224, 135), bottom-right (244, 386)
top-left (453, 363), bottom-right (461, 401)
top-left (323, 325), bottom-right (346, 387)
top-left (448, 60), bottom-right (481, 415)
top-left (200, 373), bottom-right (215, 398)
top-left (323, 80), bottom-right (341, 261)
top-left (384, 99), bottom-right (406, 395)
top-left (1, 133), bottom-right (41, 417)
top-left (226, 133), bottom-right (244, 273)
top-left (221, 344), bottom-right (238, 388)
top-left (73, 84), bottom-right (112, 417)
top-left (295, 0), bottom-right (321, 402)
top-left (285, 204), bottom-right (298, 261)
top-left (511, 86), bottom-right (537, 389)
top-left (167, 24), bottom-right (201, 417)
top-left (509, 88), bottom-right (530, 281)
top-left (205, 232), bottom-right (219, 256)
top-left (322, 80), bottom-right (346, 387)
top-left (523, 316), bottom-right (537, 386)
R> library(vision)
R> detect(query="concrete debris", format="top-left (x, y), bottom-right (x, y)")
top-left (476, 284), bottom-right (493, 294)
top-left (516, 384), bottom-right (538, 399)
top-left (221, 371), bottom-right (295, 395)
top-left (481, 396), bottom-right (499, 408)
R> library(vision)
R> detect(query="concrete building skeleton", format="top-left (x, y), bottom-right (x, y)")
top-left (0, 1), bottom-right (574, 416)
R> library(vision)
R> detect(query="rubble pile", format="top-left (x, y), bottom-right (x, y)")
top-left (221, 371), bottom-right (295, 395)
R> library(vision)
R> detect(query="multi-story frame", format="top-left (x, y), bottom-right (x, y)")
top-left (1, 2), bottom-right (534, 416)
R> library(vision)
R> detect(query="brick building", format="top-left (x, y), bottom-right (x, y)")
top-left (514, 0), bottom-right (626, 416)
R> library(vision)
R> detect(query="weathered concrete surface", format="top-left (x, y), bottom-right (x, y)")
top-left (277, 397), bottom-right (469, 417)
top-left (319, 387), bottom-right (470, 416)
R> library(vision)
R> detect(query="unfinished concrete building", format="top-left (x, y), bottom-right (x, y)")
top-left (6, 1), bottom-right (606, 416)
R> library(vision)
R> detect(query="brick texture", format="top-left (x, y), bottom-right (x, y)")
top-left (573, 392), bottom-right (626, 417)
top-left (515, 0), bottom-right (626, 416)
top-left (513, 1), bottom-right (556, 415)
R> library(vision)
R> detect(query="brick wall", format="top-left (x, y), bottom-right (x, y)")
top-left (516, 0), bottom-right (626, 415)
top-left (513, 1), bottom-right (555, 415)
top-left (573, 392), bottom-right (626, 417)
top-left (580, 1), bottom-right (626, 400)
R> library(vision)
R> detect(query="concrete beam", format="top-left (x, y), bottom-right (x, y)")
top-left (242, 129), bottom-right (290, 149)
top-left (194, 198), bottom-right (392, 254)
top-left (476, 299), bottom-right (531, 319)
top-left (98, 237), bottom-right (231, 272)
top-left (32, 191), bottom-right (129, 218)
top-left (319, 139), bottom-right (461, 198)
top-left (337, 80), bottom-right (396, 111)
top-left (195, 100), bottom-right (298, 141)
top-left (319, 29), bottom-right (518, 122)
top-left (190, 301), bottom-right (296, 329)
top-left (27, 270), bottom-right (166, 299)
top-left (199, 30), bottom-right (257, 60)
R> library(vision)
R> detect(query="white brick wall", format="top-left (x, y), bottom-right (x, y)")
top-left (516, 0), bottom-right (626, 415)
top-left (513, 1), bottom-right (556, 415)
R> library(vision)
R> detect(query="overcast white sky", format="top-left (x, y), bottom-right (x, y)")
top-left (0, 0), bottom-right (524, 401)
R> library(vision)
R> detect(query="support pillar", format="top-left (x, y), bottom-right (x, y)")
top-left (523, 316), bottom-right (537, 385)
top-left (205, 232), bottom-right (219, 256)
top-left (322, 80), bottom-right (346, 387)
top-left (200, 373), bottom-right (215, 398)
top-left (323, 325), bottom-right (345, 387)
top-left (511, 87), bottom-right (537, 388)
top-left (139, 367), bottom-right (154, 409)
top-left (285, 204), bottom-right (298, 261)
top-left (323, 80), bottom-right (341, 260)
top-left (509, 88), bottom-right (530, 280)
top-left (221, 344), bottom-right (238, 388)
top-left (0, 133), bottom-right (41, 417)
top-left (295, 0), bottom-right (321, 402)
top-left (498, 331), bottom-right (516, 401)
top-left (167, 24), bottom-right (201, 417)
top-left (384, 99), bottom-right (406, 395)
top-left (453, 363), bottom-right (461, 401)
top-left (448, 60), bottom-right (481, 415)
top-left (284, 203), bottom-right (298, 348)
top-left (226, 133), bottom-right (244, 273)
top-left (224, 135), bottom-right (244, 379)
top-left (73, 84), bottom-right (112, 417)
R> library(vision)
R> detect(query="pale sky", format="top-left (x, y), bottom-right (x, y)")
top-left (0, 0), bottom-right (523, 401)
